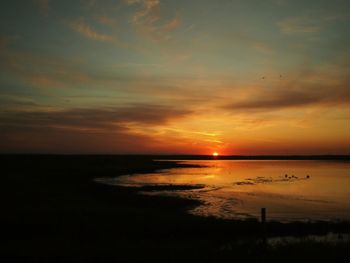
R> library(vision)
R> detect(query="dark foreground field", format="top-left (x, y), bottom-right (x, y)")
top-left (1, 155), bottom-right (350, 262)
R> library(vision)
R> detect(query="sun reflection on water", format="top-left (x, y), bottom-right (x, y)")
top-left (102, 160), bottom-right (350, 222)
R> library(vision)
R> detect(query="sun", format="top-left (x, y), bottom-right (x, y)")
top-left (212, 152), bottom-right (219, 157)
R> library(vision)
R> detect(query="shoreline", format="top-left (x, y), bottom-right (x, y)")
top-left (92, 158), bottom-right (350, 235)
top-left (2, 155), bottom-right (350, 261)
top-left (2, 153), bottom-right (350, 161)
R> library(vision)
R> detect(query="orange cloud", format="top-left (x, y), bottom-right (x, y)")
top-left (96, 15), bottom-right (118, 27)
top-left (162, 16), bottom-right (181, 31)
top-left (67, 19), bottom-right (116, 42)
top-left (127, 0), bottom-right (181, 41)
top-left (0, 104), bottom-right (194, 154)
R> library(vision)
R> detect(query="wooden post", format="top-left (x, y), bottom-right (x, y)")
top-left (261, 208), bottom-right (266, 224)
top-left (261, 208), bottom-right (267, 245)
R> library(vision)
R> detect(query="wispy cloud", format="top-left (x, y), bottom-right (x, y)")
top-left (162, 16), bottom-right (181, 31)
top-left (277, 16), bottom-right (321, 33)
top-left (0, 104), bottom-right (192, 153)
top-left (33, 0), bottom-right (50, 16)
top-left (0, 104), bottom-right (190, 129)
top-left (126, 0), bottom-right (181, 41)
top-left (130, 0), bottom-right (160, 24)
top-left (82, 0), bottom-right (97, 9)
top-left (277, 13), bottom-right (349, 34)
top-left (184, 24), bottom-right (196, 32)
top-left (224, 74), bottom-right (350, 112)
top-left (67, 18), bottom-right (116, 42)
top-left (95, 15), bottom-right (118, 27)
top-left (224, 89), bottom-right (322, 110)
top-left (0, 41), bottom-right (91, 90)
top-left (253, 42), bottom-right (274, 54)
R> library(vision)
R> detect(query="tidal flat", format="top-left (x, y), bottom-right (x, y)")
top-left (1, 155), bottom-right (350, 262)
top-left (100, 159), bottom-right (350, 222)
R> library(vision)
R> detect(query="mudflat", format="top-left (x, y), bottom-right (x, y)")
top-left (1, 155), bottom-right (349, 262)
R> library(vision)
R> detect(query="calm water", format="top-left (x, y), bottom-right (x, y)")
top-left (100, 160), bottom-right (350, 222)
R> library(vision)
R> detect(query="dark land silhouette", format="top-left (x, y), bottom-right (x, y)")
top-left (1, 155), bottom-right (350, 262)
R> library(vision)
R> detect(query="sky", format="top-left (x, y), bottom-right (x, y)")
top-left (1, 0), bottom-right (350, 155)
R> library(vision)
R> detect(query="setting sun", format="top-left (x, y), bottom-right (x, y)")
top-left (212, 152), bottom-right (219, 157)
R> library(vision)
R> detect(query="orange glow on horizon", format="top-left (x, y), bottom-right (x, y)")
top-left (213, 152), bottom-right (219, 157)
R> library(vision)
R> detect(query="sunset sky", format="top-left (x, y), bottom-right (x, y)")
top-left (1, 0), bottom-right (350, 154)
